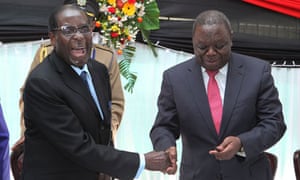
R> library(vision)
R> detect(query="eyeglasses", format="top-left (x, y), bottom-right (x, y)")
top-left (53, 25), bottom-right (91, 37)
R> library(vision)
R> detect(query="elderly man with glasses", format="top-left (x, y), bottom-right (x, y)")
top-left (21, 4), bottom-right (171, 180)
top-left (13, 0), bottom-right (124, 153)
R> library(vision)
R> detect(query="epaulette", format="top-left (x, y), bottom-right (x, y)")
top-left (93, 44), bottom-right (114, 55)
top-left (39, 40), bottom-right (52, 63)
top-left (92, 44), bottom-right (116, 71)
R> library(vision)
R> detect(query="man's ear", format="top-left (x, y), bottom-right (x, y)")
top-left (229, 30), bottom-right (233, 47)
top-left (90, 20), bottom-right (96, 31)
top-left (49, 32), bottom-right (56, 46)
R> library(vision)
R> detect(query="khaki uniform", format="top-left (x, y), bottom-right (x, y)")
top-left (19, 40), bottom-right (124, 142)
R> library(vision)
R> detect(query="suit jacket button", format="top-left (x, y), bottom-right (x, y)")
top-left (216, 174), bottom-right (223, 180)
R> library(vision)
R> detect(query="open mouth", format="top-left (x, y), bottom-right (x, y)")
top-left (71, 48), bottom-right (86, 58)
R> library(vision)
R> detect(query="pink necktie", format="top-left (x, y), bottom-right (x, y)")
top-left (207, 70), bottom-right (223, 134)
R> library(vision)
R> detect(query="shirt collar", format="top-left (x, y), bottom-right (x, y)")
top-left (71, 64), bottom-right (90, 77)
top-left (201, 63), bottom-right (228, 76)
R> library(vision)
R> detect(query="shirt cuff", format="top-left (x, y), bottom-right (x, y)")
top-left (134, 153), bottom-right (145, 179)
top-left (236, 146), bottom-right (246, 157)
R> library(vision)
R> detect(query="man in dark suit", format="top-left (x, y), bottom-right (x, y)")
top-left (14, 0), bottom-right (124, 152)
top-left (150, 10), bottom-right (286, 180)
top-left (22, 5), bottom-right (170, 180)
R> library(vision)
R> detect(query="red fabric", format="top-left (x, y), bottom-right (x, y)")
top-left (207, 71), bottom-right (223, 134)
top-left (243, 0), bottom-right (300, 18)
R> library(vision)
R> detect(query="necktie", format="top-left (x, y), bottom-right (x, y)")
top-left (207, 70), bottom-right (223, 134)
top-left (80, 70), bottom-right (104, 120)
top-left (80, 71), bottom-right (89, 89)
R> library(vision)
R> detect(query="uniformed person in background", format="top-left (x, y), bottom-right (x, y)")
top-left (12, 0), bottom-right (124, 151)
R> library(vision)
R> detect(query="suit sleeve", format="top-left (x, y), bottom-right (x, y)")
top-left (150, 71), bottom-right (180, 151)
top-left (19, 44), bottom-right (53, 136)
top-left (237, 63), bottom-right (286, 159)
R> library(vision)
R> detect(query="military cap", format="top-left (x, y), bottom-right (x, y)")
top-left (63, 0), bottom-right (99, 20)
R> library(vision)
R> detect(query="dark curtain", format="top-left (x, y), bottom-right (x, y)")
top-left (1, 0), bottom-right (300, 63)
top-left (0, 0), bottom-right (64, 42)
top-left (147, 0), bottom-right (300, 63)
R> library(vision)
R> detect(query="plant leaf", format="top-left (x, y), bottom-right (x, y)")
top-left (118, 45), bottom-right (137, 93)
top-left (140, 0), bottom-right (160, 31)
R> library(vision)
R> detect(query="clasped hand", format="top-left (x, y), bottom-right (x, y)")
top-left (144, 146), bottom-right (177, 174)
top-left (144, 136), bottom-right (241, 174)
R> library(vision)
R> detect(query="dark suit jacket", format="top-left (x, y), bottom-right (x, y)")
top-left (22, 52), bottom-right (139, 180)
top-left (150, 52), bottom-right (286, 180)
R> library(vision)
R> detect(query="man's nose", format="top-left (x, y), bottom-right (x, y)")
top-left (206, 47), bottom-right (217, 55)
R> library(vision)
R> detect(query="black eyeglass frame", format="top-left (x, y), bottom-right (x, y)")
top-left (52, 24), bottom-right (92, 37)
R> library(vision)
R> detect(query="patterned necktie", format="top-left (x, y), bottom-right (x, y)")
top-left (207, 70), bottom-right (223, 134)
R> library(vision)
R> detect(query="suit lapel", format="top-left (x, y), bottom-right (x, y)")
top-left (219, 53), bottom-right (244, 137)
top-left (186, 58), bottom-right (218, 137)
top-left (88, 62), bottom-right (109, 123)
top-left (49, 53), bottom-right (100, 118)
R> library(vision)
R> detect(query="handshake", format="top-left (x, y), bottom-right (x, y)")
top-left (144, 146), bottom-right (177, 174)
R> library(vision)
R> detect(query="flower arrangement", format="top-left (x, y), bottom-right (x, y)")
top-left (95, 0), bottom-right (160, 92)
top-left (95, 0), bottom-right (160, 54)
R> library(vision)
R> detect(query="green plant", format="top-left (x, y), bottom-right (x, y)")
top-left (95, 0), bottom-right (160, 92)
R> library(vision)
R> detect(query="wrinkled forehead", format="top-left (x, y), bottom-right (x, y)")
top-left (56, 8), bottom-right (88, 25)
top-left (197, 23), bottom-right (231, 36)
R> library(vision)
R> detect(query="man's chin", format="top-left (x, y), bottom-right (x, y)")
top-left (201, 62), bottom-right (215, 69)
top-left (70, 57), bottom-right (89, 67)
